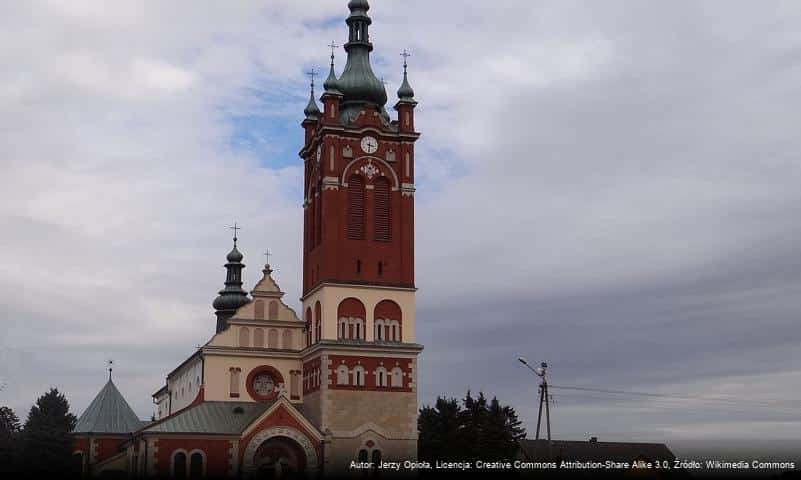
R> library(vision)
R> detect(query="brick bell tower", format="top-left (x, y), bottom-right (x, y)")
top-left (299, 0), bottom-right (423, 470)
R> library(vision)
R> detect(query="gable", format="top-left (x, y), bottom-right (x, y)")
top-left (240, 397), bottom-right (322, 443)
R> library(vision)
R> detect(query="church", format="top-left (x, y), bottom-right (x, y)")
top-left (72, 1), bottom-right (423, 477)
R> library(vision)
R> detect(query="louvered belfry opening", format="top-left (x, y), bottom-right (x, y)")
top-left (374, 177), bottom-right (391, 241)
top-left (347, 174), bottom-right (365, 239)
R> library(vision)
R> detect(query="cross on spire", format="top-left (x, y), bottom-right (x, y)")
top-left (230, 222), bottom-right (241, 245)
top-left (264, 249), bottom-right (272, 265)
top-left (107, 359), bottom-right (114, 380)
top-left (401, 49), bottom-right (411, 74)
top-left (306, 68), bottom-right (318, 92)
top-left (328, 41), bottom-right (339, 64)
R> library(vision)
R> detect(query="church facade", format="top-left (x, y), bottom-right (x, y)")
top-left (72, 1), bottom-right (423, 477)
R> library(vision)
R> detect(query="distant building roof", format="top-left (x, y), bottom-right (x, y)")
top-left (519, 438), bottom-right (676, 464)
top-left (142, 401), bottom-right (274, 435)
top-left (74, 379), bottom-right (144, 434)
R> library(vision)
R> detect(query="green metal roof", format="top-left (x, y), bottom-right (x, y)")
top-left (143, 401), bottom-right (273, 435)
top-left (74, 379), bottom-right (144, 434)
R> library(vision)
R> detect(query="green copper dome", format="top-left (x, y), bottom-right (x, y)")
top-left (323, 63), bottom-right (342, 95)
top-left (338, 0), bottom-right (388, 121)
top-left (226, 244), bottom-right (244, 263)
top-left (398, 71), bottom-right (415, 99)
top-left (214, 240), bottom-right (250, 332)
top-left (304, 88), bottom-right (321, 120)
top-left (348, 0), bottom-right (370, 13)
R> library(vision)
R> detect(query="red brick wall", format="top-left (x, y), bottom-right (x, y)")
top-left (328, 355), bottom-right (413, 392)
top-left (95, 437), bottom-right (126, 463)
top-left (302, 109), bottom-right (418, 295)
top-left (154, 437), bottom-right (233, 478)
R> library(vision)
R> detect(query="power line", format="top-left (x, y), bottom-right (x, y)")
top-left (549, 384), bottom-right (801, 409)
top-left (550, 392), bottom-right (801, 415)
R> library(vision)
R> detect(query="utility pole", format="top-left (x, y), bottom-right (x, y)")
top-left (518, 357), bottom-right (551, 441)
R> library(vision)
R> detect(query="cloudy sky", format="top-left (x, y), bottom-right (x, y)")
top-left (2, 0), bottom-right (801, 457)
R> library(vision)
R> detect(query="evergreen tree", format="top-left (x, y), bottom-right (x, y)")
top-left (22, 388), bottom-right (77, 476)
top-left (418, 391), bottom-right (527, 461)
top-left (0, 406), bottom-right (22, 474)
top-left (418, 397), bottom-right (460, 461)
top-left (460, 391), bottom-right (490, 460)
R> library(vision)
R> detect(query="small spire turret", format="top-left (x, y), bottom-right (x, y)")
top-left (213, 223), bottom-right (250, 333)
top-left (324, 41), bottom-right (342, 95)
top-left (304, 69), bottom-right (321, 120)
top-left (397, 49), bottom-right (415, 100)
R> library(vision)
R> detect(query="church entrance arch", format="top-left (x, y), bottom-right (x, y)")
top-left (242, 427), bottom-right (319, 478)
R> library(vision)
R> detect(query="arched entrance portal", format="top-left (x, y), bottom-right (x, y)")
top-left (242, 426), bottom-right (319, 478)
top-left (254, 436), bottom-right (306, 479)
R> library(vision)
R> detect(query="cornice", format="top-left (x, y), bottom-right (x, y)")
top-left (300, 281), bottom-right (417, 301)
top-left (300, 340), bottom-right (424, 358)
top-left (228, 319), bottom-right (305, 329)
top-left (202, 346), bottom-right (303, 359)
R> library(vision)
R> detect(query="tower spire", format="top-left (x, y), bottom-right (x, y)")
top-left (213, 223), bottom-right (250, 333)
top-left (398, 49), bottom-right (415, 100)
top-left (338, 0), bottom-right (388, 122)
top-left (324, 41), bottom-right (342, 95)
top-left (303, 69), bottom-right (322, 120)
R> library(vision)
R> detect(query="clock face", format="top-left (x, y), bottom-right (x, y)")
top-left (252, 374), bottom-right (275, 396)
top-left (315, 145), bottom-right (322, 163)
top-left (361, 136), bottom-right (378, 154)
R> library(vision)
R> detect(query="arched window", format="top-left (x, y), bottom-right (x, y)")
top-left (337, 365), bottom-right (349, 385)
top-left (358, 449), bottom-right (368, 463)
top-left (339, 319), bottom-right (347, 339)
top-left (239, 327), bottom-right (250, 348)
top-left (189, 451), bottom-right (204, 480)
top-left (371, 450), bottom-right (382, 469)
top-left (391, 367), bottom-right (403, 388)
top-left (353, 365), bottom-right (366, 386)
top-left (172, 451), bottom-right (187, 479)
top-left (347, 174), bottom-right (365, 239)
top-left (374, 300), bottom-right (402, 343)
top-left (72, 452), bottom-right (84, 476)
top-left (282, 330), bottom-right (292, 349)
top-left (254, 300), bottom-right (265, 319)
top-left (338, 298), bottom-right (366, 340)
top-left (375, 319), bottom-right (384, 341)
top-left (374, 177), bottom-right (391, 241)
top-left (376, 367), bottom-right (388, 387)
top-left (268, 329), bottom-right (279, 349)
top-left (253, 328), bottom-right (264, 348)
top-left (268, 300), bottom-right (279, 320)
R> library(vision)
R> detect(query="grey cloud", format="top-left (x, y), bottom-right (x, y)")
top-left (1, 0), bottom-right (800, 456)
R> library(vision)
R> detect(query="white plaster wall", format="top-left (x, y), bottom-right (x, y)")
top-left (302, 285), bottom-right (416, 343)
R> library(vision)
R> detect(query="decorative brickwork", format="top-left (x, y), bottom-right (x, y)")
top-left (328, 355), bottom-right (413, 392)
